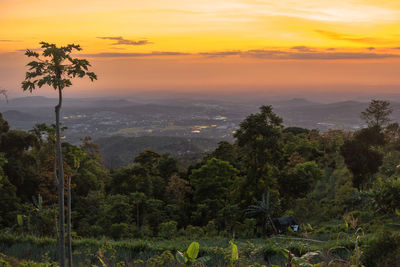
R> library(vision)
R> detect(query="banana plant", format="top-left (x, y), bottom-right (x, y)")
top-left (175, 242), bottom-right (210, 266)
top-left (229, 239), bottom-right (239, 266)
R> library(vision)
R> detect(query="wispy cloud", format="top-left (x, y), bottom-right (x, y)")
top-left (97, 36), bottom-right (153, 46)
top-left (83, 51), bottom-right (188, 57)
top-left (198, 51), bottom-right (242, 57)
top-left (16, 48), bottom-right (41, 52)
top-left (0, 39), bottom-right (21, 42)
top-left (244, 50), bottom-right (399, 60)
top-left (291, 46), bottom-right (315, 52)
top-left (315, 30), bottom-right (388, 45)
top-left (83, 49), bottom-right (400, 60)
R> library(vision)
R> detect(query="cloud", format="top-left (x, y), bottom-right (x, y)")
top-left (245, 50), bottom-right (399, 60)
top-left (83, 51), bottom-right (189, 57)
top-left (291, 46), bottom-right (315, 52)
top-left (198, 51), bottom-right (242, 57)
top-left (16, 48), bottom-right (41, 52)
top-left (84, 49), bottom-right (399, 60)
top-left (97, 36), bottom-right (153, 46)
top-left (0, 39), bottom-right (21, 42)
top-left (315, 30), bottom-right (387, 44)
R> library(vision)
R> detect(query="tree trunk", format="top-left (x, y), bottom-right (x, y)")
top-left (268, 216), bottom-right (278, 234)
top-left (55, 86), bottom-right (65, 267)
top-left (137, 203), bottom-right (140, 228)
top-left (67, 175), bottom-right (72, 267)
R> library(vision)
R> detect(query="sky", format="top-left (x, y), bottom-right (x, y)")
top-left (0, 0), bottom-right (400, 99)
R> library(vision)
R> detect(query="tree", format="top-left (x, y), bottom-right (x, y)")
top-left (0, 153), bottom-right (20, 227)
top-left (22, 42), bottom-right (96, 267)
top-left (280, 161), bottom-right (323, 199)
top-left (361, 100), bottom-right (392, 128)
top-left (0, 129), bottom-right (39, 201)
top-left (245, 191), bottom-right (277, 234)
top-left (233, 105), bottom-right (283, 204)
top-left (0, 113), bottom-right (9, 136)
top-left (65, 145), bottom-right (86, 266)
top-left (341, 139), bottom-right (382, 189)
top-left (189, 158), bottom-right (238, 226)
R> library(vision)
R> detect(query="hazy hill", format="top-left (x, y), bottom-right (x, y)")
top-left (2, 110), bottom-right (40, 122)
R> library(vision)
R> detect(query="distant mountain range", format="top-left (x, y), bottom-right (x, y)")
top-left (1, 96), bottom-right (400, 167)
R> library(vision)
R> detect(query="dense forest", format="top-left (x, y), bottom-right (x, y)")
top-left (1, 100), bottom-right (400, 266)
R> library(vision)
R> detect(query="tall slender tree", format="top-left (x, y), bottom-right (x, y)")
top-left (22, 42), bottom-right (96, 267)
top-left (361, 99), bottom-right (392, 128)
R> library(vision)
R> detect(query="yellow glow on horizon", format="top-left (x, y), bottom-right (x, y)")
top-left (1, 0), bottom-right (400, 53)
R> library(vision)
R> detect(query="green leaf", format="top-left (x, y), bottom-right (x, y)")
top-left (17, 215), bottom-right (23, 227)
top-left (230, 240), bottom-right (238, 261)
top-left (186, 242), bottom-right (199, 261)
top-left (395, 209), bottom-right (400, 216)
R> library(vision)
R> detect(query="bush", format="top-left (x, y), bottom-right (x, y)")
top-left (204, 220), bottom-right (218, 237)
top-left (261, 242), bottom-right (280, 260)
top-left (89, 225), bottom-right (104, 237)
top-left (184, 225), bottom-right (204, 239)
top-left (362, 230), bottom-right (400, 267)
top-left (110, 223), bottom-right (129, 240)
top-left (234, 219), bottom-right (257, 238)
top-left (370, 177), bottom-right (400, 214)
top-left (158, 220), bottom-right (177, 239)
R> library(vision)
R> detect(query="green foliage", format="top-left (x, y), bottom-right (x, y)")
top-left (159, 220), bottom-right (178, 239)
top-left (110, 223), bottom-right (129, 240)
top-left (3, 101), bottom-right (400, 266)
top-left (341, 137), bottom-right (383, 189)
top-left (230, 240), bottom-right (239, 263)
top-left (22, 42), bottom-right (96, 92)
top-left (147, 250), bottom-right (174, 267)
top-left (16, 215), bottom-right (23, 227)
top-left (370, 177), bottom-right (400, 214)
top-left (204, 220), bottom-right (218, 237)
top-left (190, 158), bottom-right (238, 226)
top-left (183, 225), bottom-right (205, 239)
top-left (280, 161), bottom-right (323, 199)
top-left (234, 105), bottom-right (283, 204)
top-left (362, 230), bottom-right (400, 267)
top-left (175, 241), bottom-right (210, 266)
top-left (361, 99), bottom-right (392, 128)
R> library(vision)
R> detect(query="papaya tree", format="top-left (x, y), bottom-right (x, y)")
top-left (22, 42), bottom-right (96, 267)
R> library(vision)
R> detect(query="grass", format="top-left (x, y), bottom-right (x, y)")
top-left (0, 232), bottom-right (372, 266)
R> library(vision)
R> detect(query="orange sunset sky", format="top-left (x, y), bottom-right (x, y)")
top-left (1, 0), bottom-right (400, 98)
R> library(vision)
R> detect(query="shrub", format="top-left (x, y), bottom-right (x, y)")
top-left (158, 220), bottom-right (178, 239)
top-left (204, 220), bottom-right (218, 237)
top-left (110, 223), bottom-right (129, 240)
top-left (89, 225), bottom-right (104, 237)
top-left (361, 230), bottom-right (400, 267)
top-left (147, 250), bottom-right (174, 267)
top-left (370, 177), bottom-right (400, 214)
top-left (184, 225), bottom-right (204, 239)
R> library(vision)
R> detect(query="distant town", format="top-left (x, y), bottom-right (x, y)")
top-left (1, 96), bottom-right (399, 145)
